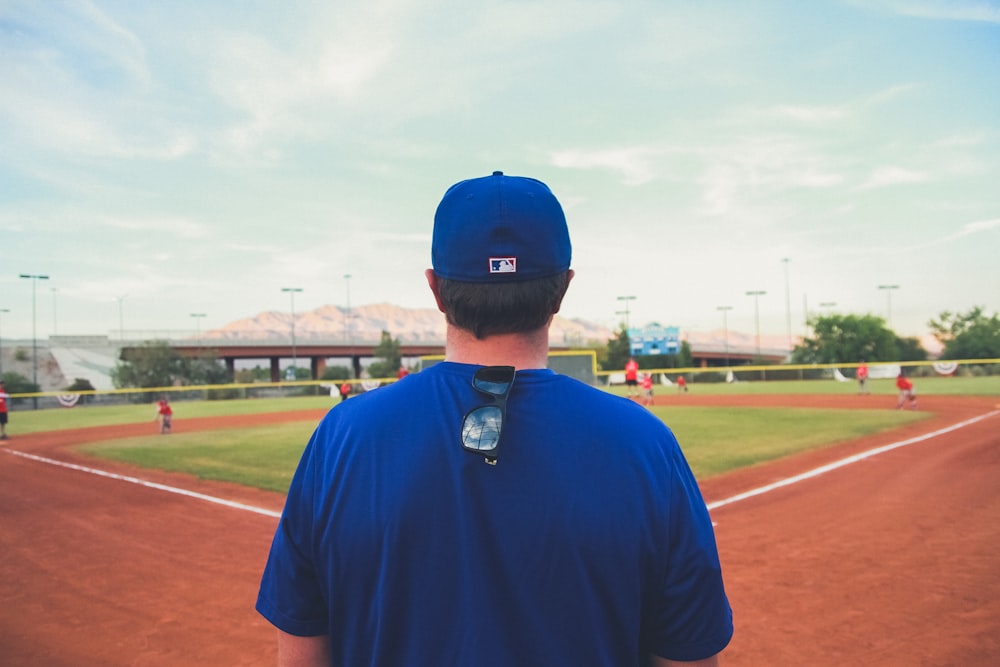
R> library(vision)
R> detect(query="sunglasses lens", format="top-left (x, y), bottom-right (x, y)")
top-left (473, 368), bottom-right (514, 396)
top-left (462, 405), bottom-right (503, 451)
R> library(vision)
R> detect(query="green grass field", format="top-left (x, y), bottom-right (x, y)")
top-left (77, 404), bottom-right (928, 491)
top-left (81, 422), bottom-right (316, 493)
top-left (606, 374), bottom-right (1000, 397)
top-left (17, 373), bottom-right (990, 492)
top-left (8, 395), bottom-right (335, 435)
top-left (654, 406), bottom-right (926, 477)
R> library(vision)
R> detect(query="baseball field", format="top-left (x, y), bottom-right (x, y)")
top-left (1, 383), bottom-right (998, 665)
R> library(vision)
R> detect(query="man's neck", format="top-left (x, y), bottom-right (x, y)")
top-left (443, 325), bottom-right (550, 370)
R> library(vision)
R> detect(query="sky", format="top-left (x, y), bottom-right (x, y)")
top-left (1, 0), bottom-right (998, 345)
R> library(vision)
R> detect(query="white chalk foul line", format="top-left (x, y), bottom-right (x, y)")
top-left (706, 409), bottom-right (1000, 511)
top-left (4, 409), bottom-right (997, 521)
top-left (1, 449), bottom-right (281, 519)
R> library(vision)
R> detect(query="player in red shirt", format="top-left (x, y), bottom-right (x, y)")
top-left (857, 360), bottom-right (869, 395)
top-left (0, 380), bottom-right (10, 440)
top-left (640, 373), bottom-right (654, 406)
top-left (895, 372), bottom-right (917, 410)
top-left (676, 375), bottom-right (688, 393)
top-left (155, 396), bottom-right (173, 434)
top-left (624, 358), bottom-right (639, 398)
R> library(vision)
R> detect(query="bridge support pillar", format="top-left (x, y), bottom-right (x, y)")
top-left (312, 356), bottom-right (326, 379)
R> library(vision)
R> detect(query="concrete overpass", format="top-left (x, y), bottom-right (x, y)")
top-left (123, 341), bottom-right (448, 382)
top-left (122, 339), bottom-right (788, 382)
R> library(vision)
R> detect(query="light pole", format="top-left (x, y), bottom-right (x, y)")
top-left (190, 313), bottom-right (207, 343)
top-left (0, 308), bottom-right (9, 376)
top-left (746, 290), bottom-right (766, 367)
top-left (51, 287), bottom-right (58, 337)
top-left (117, 294), bottom-right (127, 342)
top-left (782, 258), bottom-right (792, 350)
top-left (281, 287), bottom-right (303, 378)
top-left (717, 306), bottom-right (733, 368)
top-left (343, 274), bottom-right (352, 345)
top-left (878, 284), bottom-right (899, 330)
top-left (616, 295), bottom-right (636, 331)
top-left (20, 274), bottom-right (50, 408)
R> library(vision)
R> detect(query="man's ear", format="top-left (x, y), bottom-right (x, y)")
top-left (425, 269), bottom-right (447, 313)
top-left (552, 269), bottom-right (574, 314)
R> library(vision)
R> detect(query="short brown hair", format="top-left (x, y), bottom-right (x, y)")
top-left (436, 271), bottom-right (572, 339)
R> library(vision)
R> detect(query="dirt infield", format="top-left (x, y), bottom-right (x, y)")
top-left (1, 395), bottom-right (998, 665)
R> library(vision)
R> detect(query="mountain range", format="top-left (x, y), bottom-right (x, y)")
top-left (200, 302), bottom-right (795, 353)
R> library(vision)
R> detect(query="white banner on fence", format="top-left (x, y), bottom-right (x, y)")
top-left (869, 364), bottom-right (901, 379)
top-left (932, 361), bottom-right (958, 376)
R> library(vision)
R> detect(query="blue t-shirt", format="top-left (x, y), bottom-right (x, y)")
top-left (257, 362), bottom-right (732, 665)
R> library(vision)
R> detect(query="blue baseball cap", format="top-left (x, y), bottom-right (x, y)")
top-left (432, 171), bottom-right (572, 283)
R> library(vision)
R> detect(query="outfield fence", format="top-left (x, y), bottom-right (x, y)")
top-left (7, 356), bottom-right (999, 410)
top-left (598, 358), bottom-right (1000, 385)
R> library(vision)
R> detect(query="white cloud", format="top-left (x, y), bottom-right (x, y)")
top-left (97, 215), bottom-right (209, 240)
top-left (772, 105), bottom-right (848, 125)
top-left (944, 218), bottom-right (1000, 240)
top-left (859, 166), bottom-right (930, 189)
top-left (549, 147), bottom-right (660, 186)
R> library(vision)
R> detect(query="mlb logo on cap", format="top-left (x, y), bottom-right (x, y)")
top-left (490, 257), bottom-right (517, 274)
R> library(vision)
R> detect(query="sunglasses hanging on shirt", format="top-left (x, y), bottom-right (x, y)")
top-left (461, 365), bottom-right (516, 465)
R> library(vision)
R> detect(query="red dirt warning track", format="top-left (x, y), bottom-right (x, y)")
top-left (1, 395), bottom-right (998, 665)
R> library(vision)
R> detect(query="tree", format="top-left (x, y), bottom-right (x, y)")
top-left (896, 336), bottom-right (929, 363)
top-left (320, 366), bottom-right (352, 381)
top-left (928, 306), bottom-right (1000, 360)
top-left (792, 314), bottom-right (926, 364)
top-left (1, 371), bottom-right (39, 395)
top-left (66, 378), bottom-right (96, 392)
top-left (678, 340), bottom-right (694, 369)
top-left (111, 341), bottom-right (227, 388)
top-left (366, 330), bottom-right (403, 379)
top-left (235, 365), bottom-right (272, 383)
top-left (183, 352), bottom-right (230, 385)
top-left (65, 378), bottom-right (96, 405)
top-left (601, 325), bottom-right (632, 371)
top-left (112, 341), bottom-right (182, 388)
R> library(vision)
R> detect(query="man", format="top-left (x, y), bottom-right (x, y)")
top-left (155, 395), bottom-right (173, 434)
top-left (0, 380), bottom-right (10, 440)
top-left (857, 360), bottom-right (869, 395)
top-left (641, 372), bottom-right (655, 405)
top-left (895, 371), bottom-right (918, 410)
top-left (256, 171), bottom-right (733, 666)
top-left (624, 356), bottom-right (640, 397)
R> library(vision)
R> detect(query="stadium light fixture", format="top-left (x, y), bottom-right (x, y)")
top-left (616, 295), bottom-right (636, 331)
top-left (19, 273), bottom-right (50, 409)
